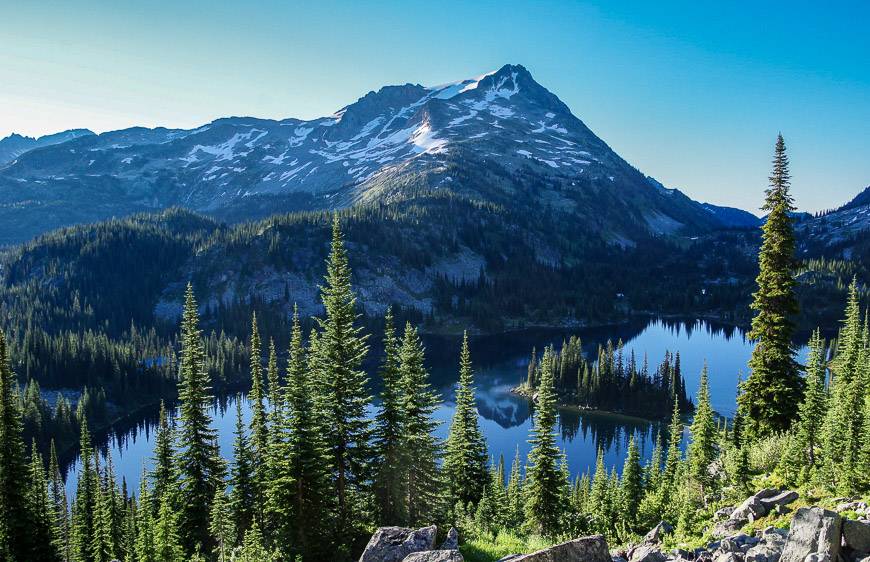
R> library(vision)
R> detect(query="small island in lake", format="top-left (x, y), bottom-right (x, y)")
top-left (514, 335), bottom-right (694, 420)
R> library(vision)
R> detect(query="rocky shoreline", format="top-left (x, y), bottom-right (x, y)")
top-left (358, 489), bottom-right (870, 562)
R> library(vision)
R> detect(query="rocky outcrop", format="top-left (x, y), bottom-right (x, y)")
top-left (497, 535), bottom-right (611, 562)
top-left (713, 490), bottom-right (799, 537)
top-left (779, 507), bottom-right (841, 562)
top-left (358, 525), bottom-right (437, 562)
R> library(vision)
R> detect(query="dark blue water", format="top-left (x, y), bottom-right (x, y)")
top-left (63, 318), bottom-right (808, 497)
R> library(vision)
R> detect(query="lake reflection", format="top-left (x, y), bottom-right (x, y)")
top-left (65, 318), bottom-right (802, 497)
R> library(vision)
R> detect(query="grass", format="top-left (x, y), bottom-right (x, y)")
top-left (460, 530), bottom-right (552, 562)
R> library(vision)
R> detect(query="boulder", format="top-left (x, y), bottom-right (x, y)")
top-left (843, 519), bottom-right (870, 554)
top-left (440, 528), bottom-right (459, 551)
top-left (716, 507), bottom-right (737, 521)
top-left (500, 535), bottom-right (611, 562)
top-left (402, 551), bottom-right (464, 562)
top-left (629, 543), bottom-right (666, 562)
top-left (745, 544), bottom-right (782, 562)
top-left (643, 521), bottom-right (675, 544)
top-left (714, 552), bottom-right (744, 562)
top-left (759, 492), bottom-right (799, 512)
top-left (802, 555), bottom-right (830, 562)
top-left (732, 498), bottom-right (768, 522)
top-left (780, 507), bottom-right (842, 562)
top-left (359, 525), bottom-right (437, 562)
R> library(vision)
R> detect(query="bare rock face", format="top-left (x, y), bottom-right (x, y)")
top-left (843, 519), bottom-right (870, 555)
top-left (496, 535), bottom-right (611, 562)
top-left (628, 543), bottom-right (667, 562)
top-left (779, 508), bottom-right (842, 562)
top-left (359, 525), bottom-right (437, 562)
top-left (402, 551), bottom-right (464, 562)
top-left (440, 528), bottom-right (459, 551)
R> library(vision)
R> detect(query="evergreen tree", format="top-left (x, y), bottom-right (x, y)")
top-left (71, 419), bottom-right (99, 562)
top-left (442, 332), bottom-right (489, 510)
top-left (399, 323), bottom-right (442, 525)
top-left (135, 477), bottom-right (157, 562)
top-left (229, 397), bottom-right (256, 544)
top-left (822, 280), bottom-right (866, 492)
top-left (150, 401), bottom-right (176, 510)
top-left (154, 495), bottom-right (184, 562)
top-left (739, 134), bottom-right (802, 439)
top-left (589, 448), bottom-right (609, 532)
top-left (48, 440), bottom-right (71, 561)
top-left (0, 329), bottom-right (42, 560)
top-left (505, 446), bottom-right (524, 528)
top-left (312, 215), bottom-right (373, 553)
top-left (620, 434), bottom-right (643, 528)
top-left (175, 284), bottom-right (225, 554)
top-left (663, 399), bottom-right (683, 500)
top-left (90, 455), bottom-right (115, 562)
top-left (209, 488), bottom-right (234, 562)
top-left (29, 440), bottom-right (60, 561)
top-left (687, 365), bottom-right (716, 488)
top-left (372, 308), bottom-right (408, 525)
top-left (270, 307), bottom-right (333, 559)
top-left (247, 313), bottom-right (268, 517)
top-left (785, 330), bottom-right (827, 480)
top-left (524, 346), bottom-right (566, 537)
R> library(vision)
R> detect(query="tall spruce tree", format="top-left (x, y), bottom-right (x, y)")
top-left (687, 365), bottom-right (716, 488)
top-left (524, 346), bottom-right (566, 537)
top-left (738, 134), bottom-right (802, 439)
top-left (48, 440), bottom-right (71, 560)
top-left (150, 401), bottom-right (176, 511)
top-left (442, 331), bottom-right (489, 510)
top-left (822, 280), bottom-right (865, 492)
top-left (312, 215), bottom-right (373, 552)
top-left (372, 308), bottom-right (408, 525)
top-left (246, 313), bottom-right (268, 524)
top-left (788, 330), bottom-right (828, 476)
top-left (209, 488), bottom-right (234, 562)
top-left (175, 284), bottom-right (225, 554)
top-left (0, 329), bottom-right (43, 560)
top-left (663, 399), bottom-right (683, 501)
top-left (29, 440), bottom-right (60, 561)
top-left (270, 306), bottom-right (333, 559)
top-left (229, 397), bottom-right (256, 544)
top-left (399, 323), bottom-right (443, 525)
top-left (620, 434), bottom-right (643, 527)
top-left (71, 419), bottom-right (98, 562)
top-left (135, 475), bottom-right (157, 562)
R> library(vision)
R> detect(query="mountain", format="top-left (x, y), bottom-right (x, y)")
top-left (797, 185), bottom-right (870, 248)
top-left (0, 129), bottom-right (94, 166)
top-left (700, 203), bottom-right (762, 228)
top-left (0, 64), bottom-right (730, 245)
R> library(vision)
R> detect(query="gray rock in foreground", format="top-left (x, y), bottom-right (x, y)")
top-left (779, 507), bottom-right (841, 562)
top-left (497, 535), bottom-right (611, 562)
top-left (359, 525), bottom-right (437, 562)
top-left (440, 528), bottom-right (459, 551)
top-left (843, 519), bottom-right (870, 554)
top-left (402, 550), bottom-right (464, 562)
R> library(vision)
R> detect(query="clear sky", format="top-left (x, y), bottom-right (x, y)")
top-left (2, 0), bottom-right (868, 212)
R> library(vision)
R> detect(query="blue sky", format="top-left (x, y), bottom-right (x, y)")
top-left (1, 1), bottom-right (867, 212)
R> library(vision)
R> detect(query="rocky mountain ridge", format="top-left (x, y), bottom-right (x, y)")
top-left (0, 64), bottom-right (745, 244)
